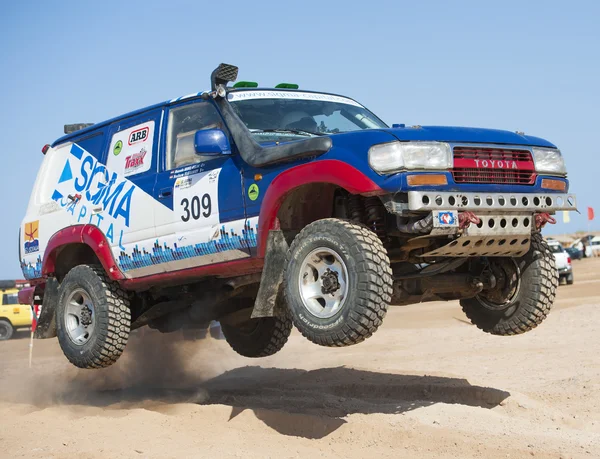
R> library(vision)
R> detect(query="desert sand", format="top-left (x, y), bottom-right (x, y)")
top-left (1, 258), bottom-right (600, 458)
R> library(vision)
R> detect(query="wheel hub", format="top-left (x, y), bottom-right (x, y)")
top-left (298, 247), bottom-right (349, 319)
top-left (321, 268), bottom-right (341, 294)
top-left (476, 259), bottom-right (521, 310)
top-left (80, 305), bottom-right (93, 326)
top-left (65, 289), bottom-right (96, 345)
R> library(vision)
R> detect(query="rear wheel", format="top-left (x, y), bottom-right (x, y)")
top-left (460, 233), bottom-right (557, 335)
top-left (56, 265), bottom-right (131, 369)
top-left (220, 299), bottom-right (292, 358)
top-left (0, 320), bottom-right (14, 341)
top-left (566, 273), bottom-right (574, 285)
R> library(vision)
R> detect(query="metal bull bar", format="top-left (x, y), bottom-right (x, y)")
top-left (405, 191), bottom-right (577, 212)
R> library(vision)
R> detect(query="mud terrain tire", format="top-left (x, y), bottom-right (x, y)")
top-left (56, 265), bottom-right (131, 369)
top-left (220, 299), bottom-right (292, 358)
top-left (460, 233), bottom-right (558, 335)
top-left (284, 218), bottom-right (392, 347)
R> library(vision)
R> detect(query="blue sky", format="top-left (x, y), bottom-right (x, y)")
top-left (1, 0), bottom-right (598, 278)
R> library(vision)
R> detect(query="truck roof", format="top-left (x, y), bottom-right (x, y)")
top-left (52, 87), bottom-right (354, 148)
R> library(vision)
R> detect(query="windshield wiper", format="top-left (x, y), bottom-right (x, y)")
top-left (251, 128), bottom-right (326, 137)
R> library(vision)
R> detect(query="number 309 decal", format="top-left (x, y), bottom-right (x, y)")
top-left (181, 194), bottom-right (212, 222)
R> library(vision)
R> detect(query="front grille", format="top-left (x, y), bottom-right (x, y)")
top-left (452, 146), bottom-right (536, 185)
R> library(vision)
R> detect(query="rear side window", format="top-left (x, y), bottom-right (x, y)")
top-left (2, 293), bottom-right (18, 305)
top-left (166, 102), bottom-right (227, 170)
top-left (71, 131), bottom-right (106, 160)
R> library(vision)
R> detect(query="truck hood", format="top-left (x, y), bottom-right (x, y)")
top-left (383, 126), bottom-right (556, 148)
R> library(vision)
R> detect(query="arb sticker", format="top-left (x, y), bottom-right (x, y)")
top-left (128, 126), bottom-right (149, 145)
top-left (24, 221), bottom-right (40, 254)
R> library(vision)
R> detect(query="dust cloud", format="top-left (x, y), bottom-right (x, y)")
top-left (0, 329), bottom-right (233, 408)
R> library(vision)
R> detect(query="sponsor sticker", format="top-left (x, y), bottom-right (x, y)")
top-left (128, 126), bottom-right (149, 145)
top-left (124, 148), bottom-right (147, 175)
top-left (436, 211), bottom-right (457, 226)
top-left (24, 221), bottom-right (40, 254)
top-left (175, 176), bottom-right (192, 189)
top-left (227, 90), bottom-right (364, 108)
top-left (113, 140), bottom-right (123, 156)
top-left (248, 183), bottom-right (260, 201)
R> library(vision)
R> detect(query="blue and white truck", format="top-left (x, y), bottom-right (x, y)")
top-left (19, 64), bottom-right (576, 369)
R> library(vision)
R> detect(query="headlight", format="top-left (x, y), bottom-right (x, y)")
top-left (368, 141), bottom-right (452, 174)
top-left (532, 147), bottom-right (566, 175)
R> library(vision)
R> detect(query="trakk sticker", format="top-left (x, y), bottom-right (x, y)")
top-left (107, 121), bottom-right (154, 177)
top-left (124, 148), bottom-right (147, 175)
top-left (24, 221), bottom-right (40, 254)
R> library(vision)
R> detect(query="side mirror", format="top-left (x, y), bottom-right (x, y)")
top-left (194, 129), bottom-right (231, 156)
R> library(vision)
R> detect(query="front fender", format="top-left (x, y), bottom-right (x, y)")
top-left (257, 159), bottom-right (383, 257)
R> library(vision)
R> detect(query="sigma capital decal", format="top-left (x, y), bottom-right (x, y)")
top-left (50, 143), bottom-right (138, 251)
top-left (20, 141), bottom-right (259, 279)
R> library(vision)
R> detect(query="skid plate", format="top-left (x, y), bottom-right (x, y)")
top-left (420, 234), bottom-right (531, 258)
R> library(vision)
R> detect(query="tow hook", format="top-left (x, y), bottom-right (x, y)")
top-left (67, 193), bottom-right (82, 203)
top-left (459, 211), bottom-right (481, 229)
top-left (535, 212), bottom-right (556, 230)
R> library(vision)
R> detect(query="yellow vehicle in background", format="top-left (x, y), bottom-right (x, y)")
top-left (0, 285), bottom-right (31, 340)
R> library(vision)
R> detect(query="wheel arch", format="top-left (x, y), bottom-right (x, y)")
top-left (257, 160), bottom-right (382, 257)
top-left (0, 317), bottom-right (13, 326)
top-left (43, 225), bottom-right (124, 282)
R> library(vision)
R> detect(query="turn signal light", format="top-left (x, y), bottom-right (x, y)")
top-left (541, 178), bottom-right (567, 191)
top-left (407, 174), bottom-right (448, 186)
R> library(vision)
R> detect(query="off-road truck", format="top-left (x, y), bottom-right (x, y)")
top-left (19, 64), bottom-right (576, 369)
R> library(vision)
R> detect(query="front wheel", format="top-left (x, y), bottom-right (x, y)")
top-left (56, 265), bottom-right (131, 369)
top-left (284, 218), bottom-right (392, 347)
top-left (460, 233), bottom-right (558, 335)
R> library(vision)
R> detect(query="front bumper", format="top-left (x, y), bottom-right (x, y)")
top-left (395, 191), bottom-right (576, 212)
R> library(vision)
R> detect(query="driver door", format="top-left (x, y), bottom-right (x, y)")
top-left (152, 100), bottom-right (251, 273)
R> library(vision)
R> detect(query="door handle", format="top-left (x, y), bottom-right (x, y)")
top-left (159, 188), bottom-right (173, 199)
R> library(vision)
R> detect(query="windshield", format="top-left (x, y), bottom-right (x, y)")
top-left (549, 243), bottom-right (564, 254)
top-left (228, 90), bottom-right (388, 143)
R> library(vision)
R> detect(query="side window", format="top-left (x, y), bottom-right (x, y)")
top-left (166, 102), bottom-right (227, 170)
top-left (73, 132), bottom-right (106, 160)
top-left (3, 293), bottom-right (18, 305)
top-left (107, 120), bottom-right (156, 177)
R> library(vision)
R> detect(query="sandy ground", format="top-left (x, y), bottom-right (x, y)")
top-left (1, 258), bottom-right (600, 459)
